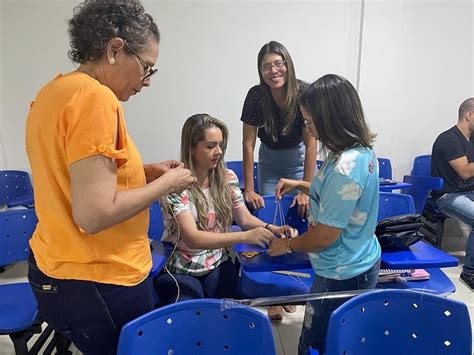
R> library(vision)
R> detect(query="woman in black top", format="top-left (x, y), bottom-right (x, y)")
top-left (241, 41), bottom-right (316, 218)
top-left (240, 41), bottom-right (317, 321)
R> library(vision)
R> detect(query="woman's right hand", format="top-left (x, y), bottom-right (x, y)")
top-left (160, 167), bottom-right (195, 194)
top-left (244, 227), bottom-right (274, 248)
top-left (244, 190), bottom-right (265, 210)
top-left (275, 178), bottom-right (297, 199)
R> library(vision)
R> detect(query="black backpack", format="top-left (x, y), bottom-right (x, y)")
top-left (375, 214), bottom-right (424, 250)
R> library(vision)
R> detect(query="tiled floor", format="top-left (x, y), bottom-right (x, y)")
top-left (1, 261), bottom-right (472, 355)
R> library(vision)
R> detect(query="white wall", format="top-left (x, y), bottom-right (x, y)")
top-left (360, 0), bottom-right (473, 179)
top-left (0, 0), bottom-right (472, 180)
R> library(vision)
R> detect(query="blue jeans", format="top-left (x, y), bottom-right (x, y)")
top-left (258, 142), bottom-right (305, 196)
top-left (298, 259), bottom-right (381, 355)
top-left (153, 259), bottom-right (239, 306)
top-left (27, 252), bottom-right (154, 355)
top-left (435, 191), bottom-right (474, 274)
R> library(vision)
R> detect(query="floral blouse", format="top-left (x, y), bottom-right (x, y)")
top-left (160, 169), bottom-right (245, 276)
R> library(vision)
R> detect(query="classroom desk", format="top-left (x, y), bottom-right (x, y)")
top-left (379, 181), bottom-right (412, 192)
top-left (149, 240), bottom-right (174, 278)
top-left (235, 239), bottom-right (458, 272)
top-left (234, 243), bottom-right (311, 272)
top-left (380, 240), bottom-right (459, 269)
top-left (376, 268), bottom-right (456, 295)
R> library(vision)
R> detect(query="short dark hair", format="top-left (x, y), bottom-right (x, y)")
top-left (300, 74), bottom-right (376, 155)
top-left (68, 0), bottom-right (160, 64)
top-left (458, 97), bottom-right (474, 120)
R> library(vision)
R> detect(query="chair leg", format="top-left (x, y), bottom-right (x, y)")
top-left (435, 219), bottom-right (446, 248)
top-left (54, 331), bottom-right (72, 355)
top-left (9, 322), bottom-right (42, 355)
top-left (41, 328), bottom-right (72, 355)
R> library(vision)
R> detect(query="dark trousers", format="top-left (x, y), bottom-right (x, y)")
top-left (154, 258), bottom-right (239, 306)
top-left (298, 259), bottom-right (381, 355)
top-left (27, 252), bottom-right (154, 355)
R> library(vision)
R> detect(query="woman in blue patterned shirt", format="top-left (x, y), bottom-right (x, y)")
top-left (269, 74), bottom-right (382, 355)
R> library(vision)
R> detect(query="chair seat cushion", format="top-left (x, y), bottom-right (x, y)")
top-left (0, 283), bottom-right (38, 333)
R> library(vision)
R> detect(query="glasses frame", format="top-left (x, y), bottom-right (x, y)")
top-left (260, 60), bottom-right (287, 74)
top-left (124, 40), bottom-right (158, 81)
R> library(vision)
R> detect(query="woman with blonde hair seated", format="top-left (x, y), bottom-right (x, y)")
top-left (154, 113), bottom-right (296, 305)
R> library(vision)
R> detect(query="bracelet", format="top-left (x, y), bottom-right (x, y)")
top-left (286, 238), bottom-right (294, 254)
top-left (264, 223), bottom-right (272, 231)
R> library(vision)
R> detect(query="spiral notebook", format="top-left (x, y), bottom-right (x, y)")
top-left (378, 268), bottom-right (430, 282)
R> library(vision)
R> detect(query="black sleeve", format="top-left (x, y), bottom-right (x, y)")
top-left (240, 86), bottom-right (262, 126)
top-left (438, 132), bottom-right (466, 162)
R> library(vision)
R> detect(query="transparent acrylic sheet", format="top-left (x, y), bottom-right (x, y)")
top-left (220, 288), bottom-right (449, 311)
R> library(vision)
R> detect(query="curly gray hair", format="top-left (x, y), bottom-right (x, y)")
top-left (68, 0), bottom-right (159, 64)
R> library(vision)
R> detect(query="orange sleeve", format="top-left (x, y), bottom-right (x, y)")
top-left (60, 84), bottom-right (128, 166)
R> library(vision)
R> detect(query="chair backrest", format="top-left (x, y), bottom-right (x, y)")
top-left (378, 192), bottom-right (415, 221)
top-left (226, 160), bottom-right (259, 193)
top-left (117, 299), bottom-right (276, 355)
top-left (411, 155), bottom-right (432, 176)
top-left (377, 158), bottom-right (392, 179)
top-left (325, 289), bottom-right (472, 355)
top-left (0, 208), bottom-right (38, 267)
top-left (257, 195), bottom-right (308, 235)
top-left (402, 175), bottom-right (444, 213)
top-left (148, 202), bottom-right (164, 241)
top-left (0, 170), bottom-right (34, 206)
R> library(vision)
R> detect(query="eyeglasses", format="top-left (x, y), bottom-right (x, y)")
top-left (303, 119), bottom-right (314, 128)
top-left (260, 60), bottom-right (287, 74)
top-left (124, 41), bottom-right (158, 81)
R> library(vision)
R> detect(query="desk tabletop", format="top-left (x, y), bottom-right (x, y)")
top-left (379, 182), bottom-right (412, 192)
top-left (236, 239), bottom-right (458, 272)
top-left (381, 241), bottom-right (458, 269)
top-left (234, 243), bottom-right (311, 272)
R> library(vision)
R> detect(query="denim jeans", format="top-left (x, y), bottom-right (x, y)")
top-left (298, 259), bottom-right (381, 355)
top-left (258, 142), bottom-right (305, 196)
top-left (27, 252), bottom-right (154, 355)
top-left (153, 258), bottom-right (239, 306)
top-left (435, 191), bottom-right (474, 274)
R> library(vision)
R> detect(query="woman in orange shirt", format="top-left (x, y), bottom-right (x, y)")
top-left (25, 1), bottom-right (194, 354)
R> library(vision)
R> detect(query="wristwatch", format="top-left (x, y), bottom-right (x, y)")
top-left (286, 238), bottom-right (294, 254)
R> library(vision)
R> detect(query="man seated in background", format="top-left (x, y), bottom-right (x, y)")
top-left (431, 97), bottom-right (474, 291)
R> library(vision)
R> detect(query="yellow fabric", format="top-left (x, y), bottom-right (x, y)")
top-left (26, 72), bottom-right (151, 286)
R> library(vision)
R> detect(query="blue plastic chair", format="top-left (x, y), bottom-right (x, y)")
top-left (0, 208), bottom-right (38, 267)
top-left (0, 170), bottom-right (34, 207)
top-left (226, 160), bottom-right (259, 193)
top-left (402, 175), bottom-right (443, 214)
top-left (405, 154), bottom-right (449, 247)
top-left (378, 192), bottom-right (415, 221)
top-left (240, 195), bottom-right (311, 298)
top-left (0, 208), bottom-right (58, 354)
top-left (148, 201), bottom-right (164, 241)
top-left (377, 192), bottom-right (455, 294)
top-left (256, 195), bottom-right (308, 236)
top-left (411, 154), bottom-right (432, 176)
top-left (320, 289), bottom-right (472, 355)
top-left (377, 158), bottom-right (392, 180)
top-left (117, 299), bottom-right (276, 355)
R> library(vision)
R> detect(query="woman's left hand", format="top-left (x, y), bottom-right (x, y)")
top-left (144, 160), bottom-right (184, 182)
top-left (268, 238), bottom-right (289, 256)
top-left (292, 191), bottom-right (309, 218)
